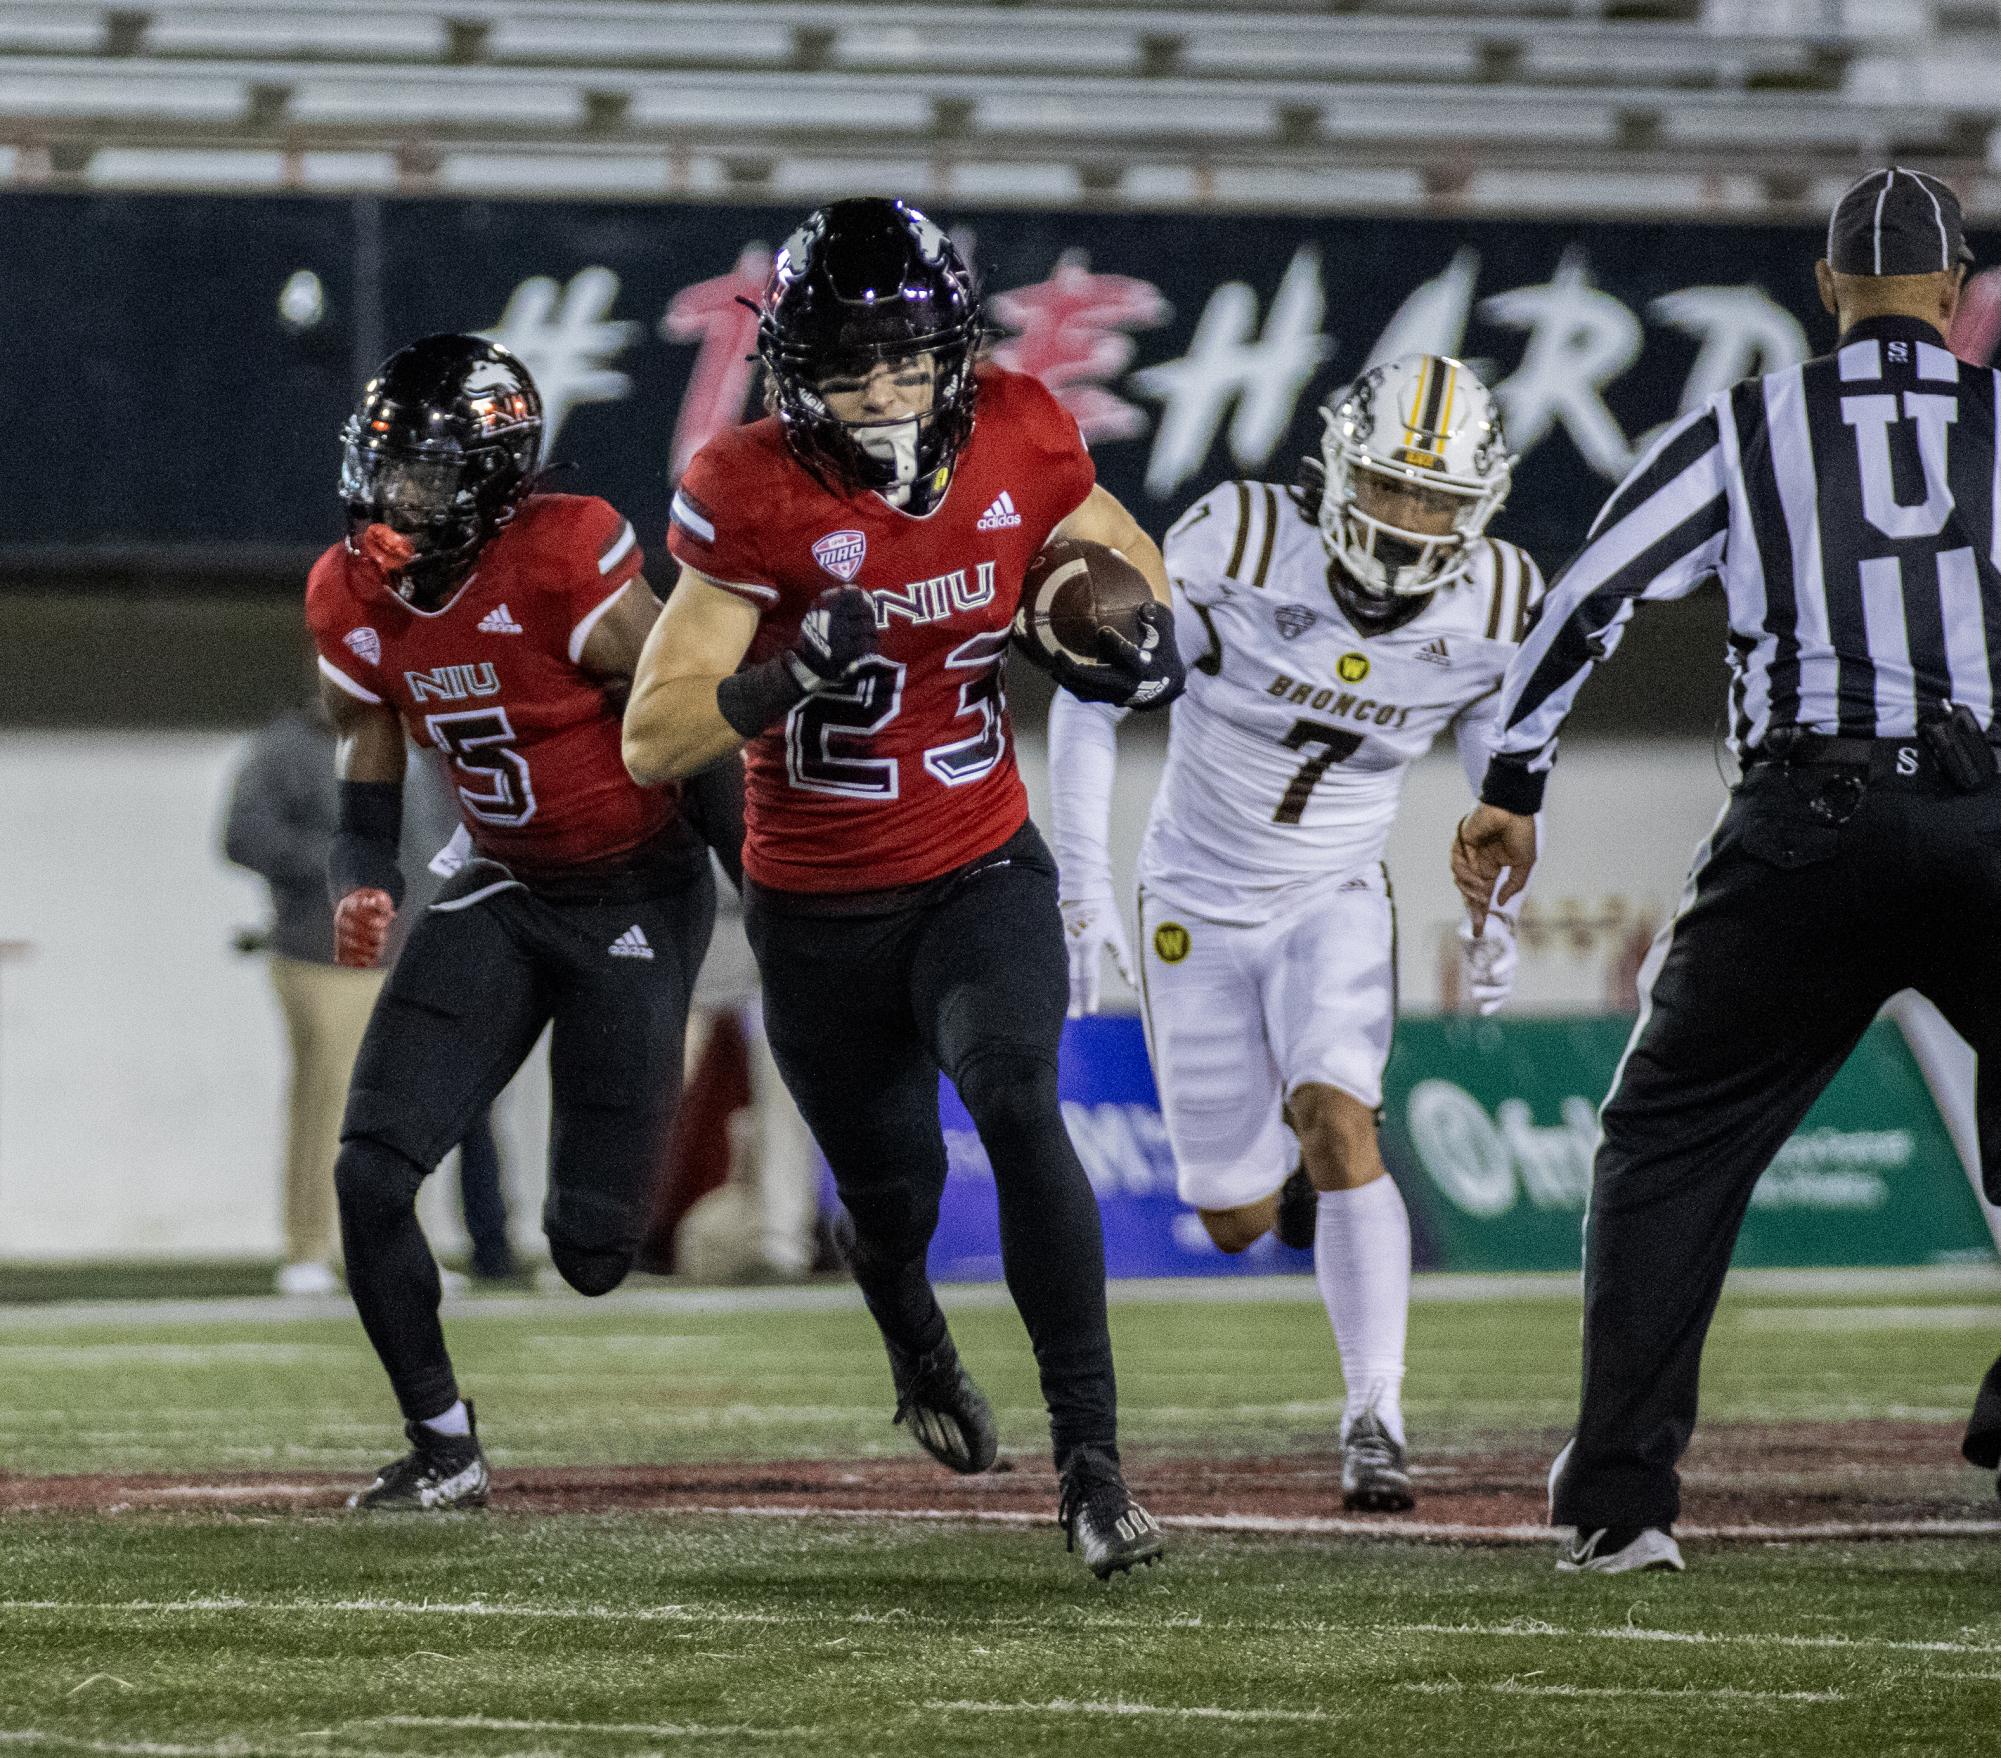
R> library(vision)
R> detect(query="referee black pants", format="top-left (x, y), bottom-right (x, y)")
top-left (1553, 760), bottom-right (2001, 1531)
top-left (745, 820), bottom-right (1119, 1468)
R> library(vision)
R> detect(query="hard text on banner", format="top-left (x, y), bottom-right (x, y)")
top-left (17, 191), bottom-right (2001, 576)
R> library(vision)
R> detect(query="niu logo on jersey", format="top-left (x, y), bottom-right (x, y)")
top-left (870, 561), bottom-right (999, 629)
top-left (406, 663), bottom-right (501, 703)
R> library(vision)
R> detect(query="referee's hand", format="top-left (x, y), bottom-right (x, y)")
top-left (1453, 805), bottom-right (1538, 933)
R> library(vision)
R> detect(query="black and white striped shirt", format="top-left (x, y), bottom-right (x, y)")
top-left (1483, 314), bottom-right (2001, 815)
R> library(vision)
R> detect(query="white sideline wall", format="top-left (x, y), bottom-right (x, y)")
top-left (0, 728), bottom-right (1977, 1260)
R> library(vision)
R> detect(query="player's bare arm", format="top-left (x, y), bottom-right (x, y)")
top-left (577, 575), bottom-right (663, 685)
top-left (624, 563), bottom-right (882, 786)
top-left (1051, 484), bottom-right (1170, 604)
top-left (622, 570), bottom-right (761, 784)
top-left (318, 671), bottom-right (407, 967)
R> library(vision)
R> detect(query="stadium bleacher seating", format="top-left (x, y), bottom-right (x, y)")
top-left (0, 0), bottom-right (1989, 214)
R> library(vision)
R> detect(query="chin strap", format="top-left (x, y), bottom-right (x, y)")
top-left (1328, 563), bottom-right (1433, 636)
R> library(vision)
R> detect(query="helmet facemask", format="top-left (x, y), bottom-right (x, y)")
top-left (1315, 356), bottom-right (1512, 611)
top-left (771, 335), bottom-right (978, 515)
top-left (758, 199), bottom-right (982, 517)
top-left (339, 334), bottom-right (543, 609)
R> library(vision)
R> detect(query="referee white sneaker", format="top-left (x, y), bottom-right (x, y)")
top-left (1557, 1526), bottom-right (1684, 1574)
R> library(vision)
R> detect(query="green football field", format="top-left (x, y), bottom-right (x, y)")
top-left (2, 1274), bottom-right (1999, 1756)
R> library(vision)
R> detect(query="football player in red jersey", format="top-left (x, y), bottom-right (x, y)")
top-left (623, 200), bottom-right (1184, 1577)
top-left (309, 334), bottom-right (734, 1511)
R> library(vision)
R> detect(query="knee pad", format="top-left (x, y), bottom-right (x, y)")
top-left (954, 1049), bottom-right (1058, 1137)
top-left (333, 1137), bottom-right (427, 1232)
top-left (546, 1233), bottom-right (632, 1297)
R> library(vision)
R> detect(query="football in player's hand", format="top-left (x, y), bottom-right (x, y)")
top-left (1013, 538), bottom-right (1155, 681)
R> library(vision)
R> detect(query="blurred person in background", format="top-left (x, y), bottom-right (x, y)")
top-left (224, 688), bottom-right (520, 1294)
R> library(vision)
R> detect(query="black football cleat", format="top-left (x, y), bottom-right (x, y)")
top-left (349, 1404), bottom-right (490, 1511)
top-left (1274, 1165), bottom-right (1317, 1251)
top-left (887, 1336), bottom-right (999, 1475)
top-left (1058, 1446), bottom-right (1166, 1580)
top-left (1340, 1410), bottom-right (1416, 1512)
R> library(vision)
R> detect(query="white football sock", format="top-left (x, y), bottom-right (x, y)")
top-left (1314, 1176), bottom-right (1412, 1447)
top-left (421, 1399), bottom-right (471, 1438)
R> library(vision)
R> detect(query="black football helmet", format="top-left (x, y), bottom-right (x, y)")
top-left (339, 333), bottom-right (543, 606)
top-left (757, 198), bottom-right (982, 515)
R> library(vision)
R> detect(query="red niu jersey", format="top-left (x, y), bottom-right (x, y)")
top-left (669, 364), bottom-right (1094, 893)
top-left (308, 493), bottom-right (673, 878)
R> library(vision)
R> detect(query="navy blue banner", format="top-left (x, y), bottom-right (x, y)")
top-left (13, 192), bottom-right (2001, 575)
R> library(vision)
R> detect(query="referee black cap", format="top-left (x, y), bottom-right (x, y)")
top-left (1826, 166), bottom-right (1973, 276)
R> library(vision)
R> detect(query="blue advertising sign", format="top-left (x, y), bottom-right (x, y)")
top-left (911, 1014), bottom-right (1308, 1281)
top-left (823, 1012), bottom-right (1990, 1281)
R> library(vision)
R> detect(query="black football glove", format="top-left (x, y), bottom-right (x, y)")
top-left (716, 585), bottom-right (880, 740)
top-left (1069, 599), bottom-right (1185, 711)
top-left (786, 585), bottom-right (879, 689)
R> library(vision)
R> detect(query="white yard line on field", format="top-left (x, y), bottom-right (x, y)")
top-left (0, 1734), bottom-right (422, 1758)
top-left (675, 1503), bottom-right (2001, 1546)
top-left (927, 1700), bottom-right (1334, 1724)
top-left (1735, 1304), bottom-right (2001, 1332)
top-left (1395, 1620), bottom-right (2001, 1657)
top-left (8, 1487), bottom-right (2001, 1546)
top-left (9, 1595), bottom-right (2000, 1663)
top-left (365, 1716), bottom-right (803, 1740)
top-left (1399, 1681), bottom-right (1843, 1704)
top-left (2, 1263), bottom-right (1994, 1331)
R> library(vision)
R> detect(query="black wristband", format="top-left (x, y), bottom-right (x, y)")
top-left (1479, 757), bottom-right (1547, 816)
top-left (716, 655), bottom-right (809, 739)
top-left (329, 778), bottom-right (406, 905)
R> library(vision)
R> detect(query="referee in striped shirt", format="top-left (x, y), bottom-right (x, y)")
top-left (1454, 167), bottom-right (2000, 1575)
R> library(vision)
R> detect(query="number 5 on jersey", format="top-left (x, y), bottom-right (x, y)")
top-left (427, 707), bottom-right (537, 826)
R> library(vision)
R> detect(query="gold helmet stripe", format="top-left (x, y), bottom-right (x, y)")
top-left (1402, 356), bottom-right (1432, 454)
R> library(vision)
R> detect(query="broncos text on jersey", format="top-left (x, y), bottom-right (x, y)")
top-left (1141, 479), bottom-right (1545, 923)
top-left (307, 492), bottom-right (675, 878)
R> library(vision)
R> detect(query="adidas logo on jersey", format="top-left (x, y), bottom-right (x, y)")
top-left (344, 627), bottom-right (381, 666)
top-left (478, 603), bottom-right (523, 635)
top-left (976, 491), bottom-right (1023, 531)
top-left (608, 925), bottom-right (654, 961)
top-left (1416, 637), bottom-right (1452, 667)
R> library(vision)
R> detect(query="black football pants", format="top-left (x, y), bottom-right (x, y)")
top-left (745, 820), bottom-right (1119, 1468)
top-left (337, 855), bottom-right (713, 1423)
top-left (1553, 761), bottom-right (2001, 1531)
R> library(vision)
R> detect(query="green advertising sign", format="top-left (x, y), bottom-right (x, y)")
top-left (1380, 1017), bottom-right (1995, 1272)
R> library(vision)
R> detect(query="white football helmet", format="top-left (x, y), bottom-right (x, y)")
top-left (1317, 353), bottom-right (1512, 599)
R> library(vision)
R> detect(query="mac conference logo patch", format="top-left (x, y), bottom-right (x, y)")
top-left (812, 529), bottom-right (867, 582)
top-left (1153, 922), bottom-right (1192, 963)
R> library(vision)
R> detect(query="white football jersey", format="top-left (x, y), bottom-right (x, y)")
top-left (1139, 480), bottom-right (1544, 922)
